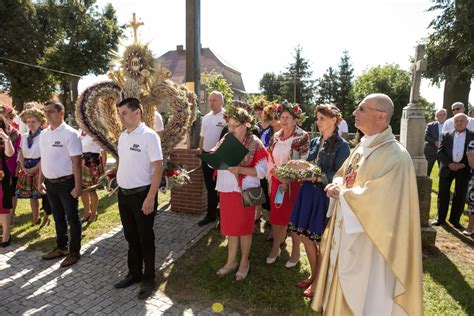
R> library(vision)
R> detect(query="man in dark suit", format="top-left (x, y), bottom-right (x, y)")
top-left (434, 113), bottom-right (474, 230)
top-left (424, 109), bottom-right (447, 176)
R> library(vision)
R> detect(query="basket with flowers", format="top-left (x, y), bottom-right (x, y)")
top-left (275, 160), bottom-right (321, 181)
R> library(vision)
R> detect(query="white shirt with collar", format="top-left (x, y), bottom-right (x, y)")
top-left (442, 117), bottom-right (474, 134)
top-left (20, 131), bottom-right (41, 159)
top-left (80, 132), bottom-right (102, 154)
top-left (438, 122), bottom-right (444, 141)
top-left (452, 130), bottom-right (466, 163)
top-left (39, 122), bottom-right (82, 179)
top-left (117, 122), bottom-right (163, 189)
top-left (200, 109), bottom-right (225, 152)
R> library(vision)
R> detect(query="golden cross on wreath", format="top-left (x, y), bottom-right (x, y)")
top-left (128, 12), bottom-right (144, 43)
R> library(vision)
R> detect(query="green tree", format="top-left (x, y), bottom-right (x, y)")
top-left (205, 73), bottom-right (234, 104)
top-left (43, 0), bottom-right (122, 113)
top-left (353, 64), bottom-right (411, 134)
top-left (259, 72), bottom-right (282, 101)
top-left (0, 0), bottom-right (58, 108)
top-left (280, 45), bottom-right (316, 105)
top-left (316, 67), bottom-right (338, 104)
top-left (336, 51), bottom-right (355, 120)
top-left (424, 0), bottom-right (474, 111)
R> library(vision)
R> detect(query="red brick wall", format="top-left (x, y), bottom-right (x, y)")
top-left (170, 148), bottom-right (207, 214)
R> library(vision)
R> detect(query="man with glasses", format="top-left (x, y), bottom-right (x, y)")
top-left (312, 94), bottom-right (423, 315)
top-left (442, 102), bottom-right (474, 134)
top-left (425, 108), bottom-right (447, 176)
top-left (38, 101), bottom-right (83, 267)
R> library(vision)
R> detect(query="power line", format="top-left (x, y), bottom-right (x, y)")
top-left (0, 56), bottom-right (82, 78)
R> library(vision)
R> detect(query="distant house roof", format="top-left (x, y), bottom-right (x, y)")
top-left (155, 46), bottom-right (246, 93)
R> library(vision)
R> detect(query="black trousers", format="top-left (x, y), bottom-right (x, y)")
top-left (202, 153), bottom-right (218, 220)
top-left (45, 178), bottom-right (81, 253)
top-left (426, 155), bottom-right (438, 177)
top-left (118, 187), bottom-right (157, 280)
top-left (437, 170), bottom-right (470, 224)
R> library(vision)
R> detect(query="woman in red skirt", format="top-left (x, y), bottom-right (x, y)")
top-left (267, 101), bottom-right (309, 266)
top-left (214, 106), bottom-right (269, 281)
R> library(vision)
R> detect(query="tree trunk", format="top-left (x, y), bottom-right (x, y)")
top-left (443, 74), bottom-right (471, 116)
top-left (65, 76), bottom-right (80, 116)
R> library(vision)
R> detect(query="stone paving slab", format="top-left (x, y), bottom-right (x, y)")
top-left (0, 210), bottom-right (218, 315)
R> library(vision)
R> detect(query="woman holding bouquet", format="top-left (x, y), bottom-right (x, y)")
top-left (288, 105), bottom-right (350, 297)
top-left (266, 101), bottom-right (309, 266)
top-left (214, 106), bottom-right (269, 281)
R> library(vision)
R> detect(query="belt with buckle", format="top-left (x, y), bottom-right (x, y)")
top-left (47, 175), bottom-right (74, 184)
top-left (120, 185), bottom-right (150, 196)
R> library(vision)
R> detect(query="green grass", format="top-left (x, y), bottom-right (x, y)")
top-left (9, 190), bottom-right (170, 252)
top-left (160, 163), bottom-right (473, 315)
top-left (160, 226), bottom-right (316, 315)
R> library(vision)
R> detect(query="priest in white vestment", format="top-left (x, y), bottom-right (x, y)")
top-left (312, 94), bottom-right (423, 316)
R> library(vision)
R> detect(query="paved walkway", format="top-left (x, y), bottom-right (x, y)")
top-left (0, 210), bottom-right (217, 315)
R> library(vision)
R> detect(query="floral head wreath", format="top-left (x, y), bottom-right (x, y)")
top-left (262, 104), bottom-right (279, 121)
top-left (275, 100), bottom-right (303, 119)
top-left (315, 104), bottom-right (343, 124)
top-left (228, 100), bottom-right (253, 114)
top-left (19, 107), bottom-right (46, 125)
top-left (252, 98), bottom-right (268, 111)
top-left (223, 105), bottom-right (253, 126)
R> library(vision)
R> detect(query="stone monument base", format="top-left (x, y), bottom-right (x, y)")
top-left (417, 175), bottom-right (437, 248)
top-left (170, 148), bottom-right (207, 214)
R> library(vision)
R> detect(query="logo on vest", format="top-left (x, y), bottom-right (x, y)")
top-left (52, 141), bottom-right (63, 148)
top-left (130, 144), bottom-right (141, 152)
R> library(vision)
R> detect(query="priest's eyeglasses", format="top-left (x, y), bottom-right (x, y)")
top-left (356, 104), bottom-right (385, 113)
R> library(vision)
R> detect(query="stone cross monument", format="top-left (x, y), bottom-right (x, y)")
top-left (400, 44), bottom-right (436, 247)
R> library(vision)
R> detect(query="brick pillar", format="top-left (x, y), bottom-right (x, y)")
top-left (170, 148), bottom-right (207, 214)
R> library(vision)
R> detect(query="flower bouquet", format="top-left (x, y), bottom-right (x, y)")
top-left (160, 161), bottom-right (191, 192)
top-left (275, 160), bottom-right (321, 181)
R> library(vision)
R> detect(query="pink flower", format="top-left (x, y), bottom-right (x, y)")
top-left (275, 104), bottom-right (282, 111)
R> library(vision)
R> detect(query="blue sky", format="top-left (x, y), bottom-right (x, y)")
top-left (79, 0), bottom-right (473, 108)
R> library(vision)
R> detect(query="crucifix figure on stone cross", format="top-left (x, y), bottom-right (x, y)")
top-left (409, 44), bottom-right (427, 105)
top-left (128, 12), bottom-right (144, 43)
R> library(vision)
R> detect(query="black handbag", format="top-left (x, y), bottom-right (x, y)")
top-left (241, 186), bottom-right (266, 207)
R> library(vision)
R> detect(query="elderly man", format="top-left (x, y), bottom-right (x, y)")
top-left (312, 94), bottom-right (423, 315)
top-left (197, 91), bottom-right (226, 226)
top-left (442, 102), bottom-right (474, 134)
top-left (425, 108), bottom-right (447, 176)
top-left (433, 113), bottom-right (474, 230)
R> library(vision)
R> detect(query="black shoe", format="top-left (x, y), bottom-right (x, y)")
top-left (197, 217), bottom-right (216, 226)
top-left (0, 236), bottom-right (11, 247)
top-left (449, 221), bottom-right (465, 231)
top-left (137, 279), bottom-right (156, 300)
top-left (431, 220), bottom-right (446, 226)
top-left (114, 274), bottom-right (142, 289)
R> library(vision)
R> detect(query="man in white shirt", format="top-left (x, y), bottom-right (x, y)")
top-left (337, 118), bottom-right (349, 140)
top-left (154, 110), bottom-right (164, 138)
top-left (113, 98), bottom-right (163, 300)
top-left (442, 102), bottom-right (474, 134)
top-left (434, 113), bottom-right (474, 230)
top-left (38, 101), bottom-right (83, 267)
top-left (197, 91), bottom-right (226, 226)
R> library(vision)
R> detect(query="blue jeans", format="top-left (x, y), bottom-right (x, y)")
top-left (45, 177), bottom-right (81, 253)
